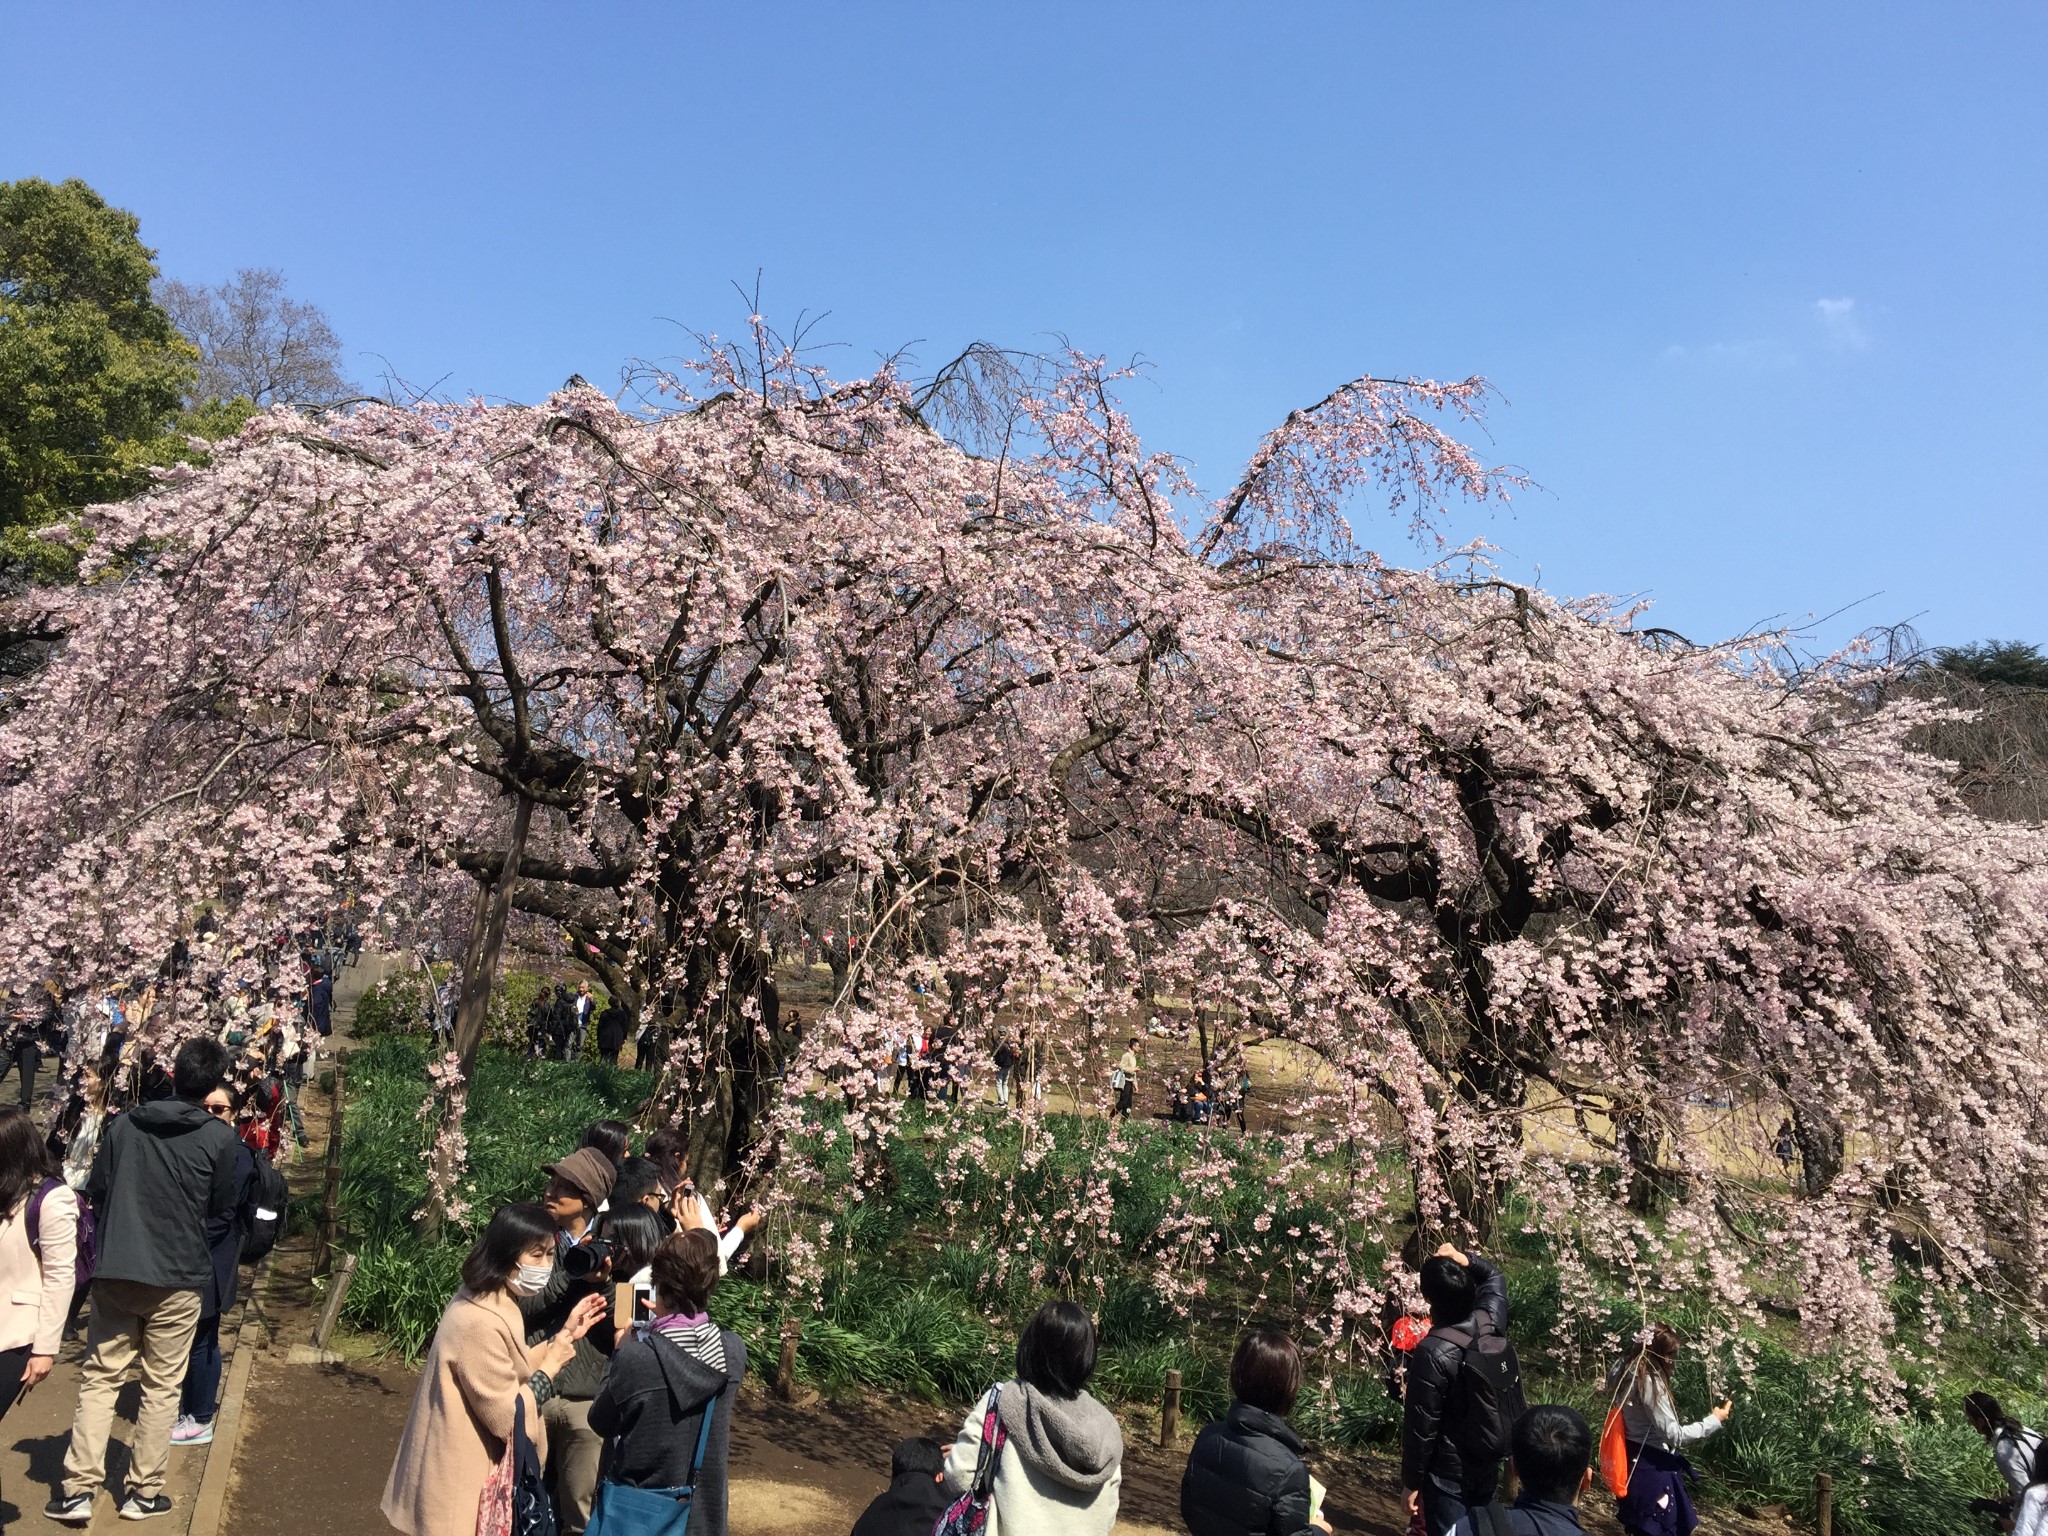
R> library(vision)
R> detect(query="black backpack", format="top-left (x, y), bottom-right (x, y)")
top-left (1435, 1318), bottom-right (1526, 1464)
top-left (240, 1147), bottom-right (291, 1264)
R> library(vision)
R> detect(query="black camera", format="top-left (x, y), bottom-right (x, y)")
top-left (562, 1237), bottom-right (618, 1279)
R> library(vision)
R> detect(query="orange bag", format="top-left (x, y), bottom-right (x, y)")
top-left (1599, 1405), bottom-right (1631, 1497)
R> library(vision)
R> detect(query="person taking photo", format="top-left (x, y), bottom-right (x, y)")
top-left (521, 1148), bottom-right (618, 1534)
top-left (382, 1202), bottom-right (608, 1536)
top-left (585, 1227), bottom-right (747, 1536)
top-left (1605, 1323), bottom-right (1730, 1536)
top-left (1401, 1243), bottom-right (1521, 1536)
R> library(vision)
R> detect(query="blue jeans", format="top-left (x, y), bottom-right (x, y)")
top-left (1423, 1469), bottom-right (1500, 1536)
top-left (180, 1313), bottom-right (222, 1423)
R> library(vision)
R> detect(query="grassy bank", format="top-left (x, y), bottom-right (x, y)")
top-left (331, 1034), bottom-right (2041, 1535)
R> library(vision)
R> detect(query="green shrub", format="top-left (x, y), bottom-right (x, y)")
top-left (345, 1241), bottom-right (467, 1361)
top-left (350, 972), bottom-right (435, 1038)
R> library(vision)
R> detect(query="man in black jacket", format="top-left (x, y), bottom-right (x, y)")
top-left (48, 1038), bottom-right (241, 1526)
top-left (1402, 1243), bottom-right (1511, 1536)
top-left (547, 984), bottom-right (575, 1060)
top-left (305, 968), bottom-right (333, 1038)
top-left (851, 1438), bottom-right (953, 1536)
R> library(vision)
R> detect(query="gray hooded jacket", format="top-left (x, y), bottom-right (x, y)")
top-left (587, 1324), bottom-right (746, 1536)
top-left (945, 1380), bottom-right (1124, 1536)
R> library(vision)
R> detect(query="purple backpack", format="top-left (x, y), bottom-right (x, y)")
top-left (28, 1178), bottom-right (98, 1296)
top-left (933, 1386), bottom-right (1009, 1536)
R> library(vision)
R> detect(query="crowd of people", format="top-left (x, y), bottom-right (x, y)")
top-left (6, 944), bottom-right (2039, 1536)
top-left (370, 1161), bottom-right (1780, 1536)
top-left (878, 1025), bottom-right (1258, 1134)
top-left (0, 1030), bottom-right (295, 1523)
top-left (383, 1117), bottom-right (762, 1536)
top-left (0, 936), bottom-right (330, 1522)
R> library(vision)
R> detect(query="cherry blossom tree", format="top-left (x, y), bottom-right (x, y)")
top-left (2, 329), bottom-right (2043, 1398)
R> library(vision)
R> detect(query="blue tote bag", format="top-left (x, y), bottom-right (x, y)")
top-left (586, 1392), bottom-right (717, 1536)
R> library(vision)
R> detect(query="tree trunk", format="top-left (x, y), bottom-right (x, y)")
top-left (1793, 1103), bottom-right (1844, 1195)
top-left (1618, 1104), bottom-right (1668, 1215)
top-left (678, 945), bottom-right (788, 1201)
top-left (418, 794), bottom-right (533, 1240)
top-left (1439, 1031), bottom-right (1525, 1247)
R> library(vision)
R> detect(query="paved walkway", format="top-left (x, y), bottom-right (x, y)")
top-left (0, 1326), bottom-right (222, 1532)
top-left (0, 953), bottom-right (387, 1533)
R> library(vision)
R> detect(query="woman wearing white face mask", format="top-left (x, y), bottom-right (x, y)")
top-left (382, 1202), bottom-right (608, 1535)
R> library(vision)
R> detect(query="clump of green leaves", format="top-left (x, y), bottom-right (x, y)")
top-left (0, 178), bottom-right (195, 533)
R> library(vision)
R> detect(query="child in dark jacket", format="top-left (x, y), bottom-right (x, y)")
top-left (586, 1228), bottom-right (745, 1536)
top-left (850, 1438), bottom-right (952, 1536)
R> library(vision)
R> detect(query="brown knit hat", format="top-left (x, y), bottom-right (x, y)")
top-left (542, 1147), bottom-right (616, 1210)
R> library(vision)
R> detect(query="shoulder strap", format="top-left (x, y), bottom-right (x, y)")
top-left (971, 1385), bottom-right (1007, 1497)
top-left (684, 1383), bottom-right (718, 1486)
top-left (25, 1176), bottom-right (59, 1257)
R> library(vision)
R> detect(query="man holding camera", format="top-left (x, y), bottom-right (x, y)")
top-left (521, 1148), bottom-right (618, 1535)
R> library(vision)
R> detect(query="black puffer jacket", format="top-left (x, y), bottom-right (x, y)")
top-left (1181, 1401), bottom-right (1315, 1536)
top-left (1401, 1253), bottom-right (1509, 1494)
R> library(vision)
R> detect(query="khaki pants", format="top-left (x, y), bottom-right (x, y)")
top-left (543, 1394), bottom-right (602, 1535)
top-left (63, 1279), bottom-right (203, 1501)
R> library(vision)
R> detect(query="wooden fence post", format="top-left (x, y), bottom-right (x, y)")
top-left (1160, 1368), bottom-right (1182, 1447)
top-left (313, 1251), bottom-right (359, 1350)
top-left (776, 1317), bottom-right (800, 1400)
top-left (1815, 1471), bottom-right (1833, 1536)
top-left (313, 1054), bottom-right (347, 1274)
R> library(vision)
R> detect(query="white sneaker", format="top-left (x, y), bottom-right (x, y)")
top-left (169, 1415), bottom-right (214, 1445)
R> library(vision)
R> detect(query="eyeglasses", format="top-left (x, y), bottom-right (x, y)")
top-left (204, 1101), bottom-right (233, 1119)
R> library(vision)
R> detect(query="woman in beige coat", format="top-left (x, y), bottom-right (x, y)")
top-left (382, 1202), bottom-right (607, 1536)
top-left (0, 1106), bottom-right (77, 1418)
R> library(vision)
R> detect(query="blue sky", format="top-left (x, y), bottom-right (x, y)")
top-left (5, 4), bottom-right (2042, 650)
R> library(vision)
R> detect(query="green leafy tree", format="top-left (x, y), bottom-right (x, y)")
top-left (0, 177), bottom-right (195, 535)
top-left (1934, 638), bottom-right (2048, 690)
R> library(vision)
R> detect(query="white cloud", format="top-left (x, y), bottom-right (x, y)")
top-left (1661, 337), bottom-right (1797, 370)
top-left (1814, 296), bottom-right (1870, 351)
